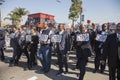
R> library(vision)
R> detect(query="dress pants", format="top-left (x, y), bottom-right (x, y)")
top-left (0, 48), bottom-right (4, 61)
top-left (109, 58), bottom-right (120, 80)
top-left (94, 49), bottom-right (106, 71)
top-left (57, 50), bottom-right (68, 73)
top-left (16, 46), bottom-right (30, 67)
top-left (78, 58), bottom-right (88, 80)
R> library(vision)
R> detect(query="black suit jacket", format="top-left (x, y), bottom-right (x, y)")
top-left (75, 32), bottom-right (92, 59)
top-left (56, 31), bottom-right (70, 54)
top-left (102, 33), bottom-right (119, 67)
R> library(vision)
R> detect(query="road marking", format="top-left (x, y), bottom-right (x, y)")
top-left (27, 76), bottom-right (38, 80)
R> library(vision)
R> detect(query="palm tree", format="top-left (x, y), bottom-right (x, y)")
top-left (4, 7), bottom-right (29, 27)
top-left (4, 12), bottom-right (20, 26)
top-left (12, 7), bottom-right (29, 23)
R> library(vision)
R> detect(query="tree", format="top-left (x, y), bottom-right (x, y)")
top-left (12, 7), bottom-right (29, 25)
top-left (0, 0), bottom-right (5, 4)
top-left (68, 0), bottom-right (82, 26)
top-left (4, 12), bottom-right (20, 26)
top-left (4, 7), bottom-right (29, 27)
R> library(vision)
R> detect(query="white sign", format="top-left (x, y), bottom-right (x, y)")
top-left (9, 33), bottom-right (15, 39)
top-left (39, 34), bottom-right (48, 42)
top-left (117, 34), bottom-right (120, 41)
top-left (51, 35), bottom-right (62, 43)
top-left (96, 34), bottom-right (107, 42)
top-left (26, 35), bottom-right (31, 42)
top-left (76, 33), bottom-right (89, 41)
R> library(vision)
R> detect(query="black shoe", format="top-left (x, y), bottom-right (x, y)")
top-left (56, 72), bottom-right (64, 76)
top-left (33, 63), bottom-right (37, 66)
top-left (44, 70), bottom-right (49, 73)
top-left (100, 70), bottom-right (104, 73)
top-left (93, 69), bottom-right (98, 73)
top-left (64, 70), bottom-right (68, 74)
top-left (1, 57), bottom-right (5, 61)
top-left (64, 72), bottom-right (68, 74)
top-left (28, 65), bottom-right (32, 70)
top-left (40, 67), bottom-right (44, 72)
top-left (9, 63), bottom-right (14, 67)
top-left (14, 62), bottom-right (18, 66)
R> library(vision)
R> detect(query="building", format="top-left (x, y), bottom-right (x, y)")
top-left (26, 12), bottom-right (55, 28)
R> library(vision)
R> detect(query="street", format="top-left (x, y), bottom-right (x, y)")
top-left (0, 47), bottom-right (109, 80)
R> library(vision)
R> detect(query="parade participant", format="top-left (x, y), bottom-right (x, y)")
top-left (75, 24), bottom-right (91, 80)
top-left (70, 25), bottom-right (76, 51)
top-left (101, 23), bottom-right (120, 80)
top-left (9, 27), bottom-right (20, 65)
top-left (93, 23), bottom-right (110, 73)
top-left (0, 29), bottom-right (5, 61)
top-left (39, 21), bottom-right (53, 73)
top-left (14, 27), bottom-right (30, 69)
top-left (90, 23), bottom-right (97, 55)
top-left (55, 24), bottom-right (70, 76)
top-left (29, 28), bottom-right (39, 69)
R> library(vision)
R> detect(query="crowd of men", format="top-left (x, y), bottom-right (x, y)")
top-left (0, 21), bottom-right (120, 80)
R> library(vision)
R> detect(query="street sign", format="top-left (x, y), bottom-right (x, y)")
top-left (81, 15), bottom-right (84, 21)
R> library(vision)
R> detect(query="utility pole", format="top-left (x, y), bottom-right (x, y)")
top-left (79, 0), bottom-right (83, 25)
top-left (0, 3), bottom-right (2, 27)
top-left (80, 8), bottom-right (82, 25)
top-left (0, 0), bottom-right (4, 27)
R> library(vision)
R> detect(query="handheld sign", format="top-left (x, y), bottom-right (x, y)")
top-left (51, 35), bottom-right (62, 43)
top-left (9, 33), bottom-right (15, 39)
top-left (117, 34), bottom-right (120, 41)
top-left (26, 35), bottom-right (31, 42)
top-left (77, 33), bottom-right (89, 41)
top-left (96, 34), bottom-right (107, 42)
top-left (39, 34), bottom-right (48, 42)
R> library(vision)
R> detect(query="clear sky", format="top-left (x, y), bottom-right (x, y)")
top-left (1, 0), bottom-right (120, 25)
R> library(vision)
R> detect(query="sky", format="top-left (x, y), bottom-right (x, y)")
top-left (1, 0), bottom-right (120, 25)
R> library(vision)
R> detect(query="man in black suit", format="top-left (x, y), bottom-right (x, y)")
top-left (101, 23), bottom-right (120, 80)
top-left (75, 25), bottom-right (91, 80)
top-left (56, 24), bottom-right (70, 76)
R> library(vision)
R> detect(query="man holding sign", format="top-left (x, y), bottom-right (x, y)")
top-left (74, 24), bottom-right (91, 80)
top-left (39, 21), bottom-right (53, 73)
top-left (93, 23), bottom-right (110, 73)
top-left (56, 24), bottom-right (70, 76)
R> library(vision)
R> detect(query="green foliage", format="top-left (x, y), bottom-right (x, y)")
top-left (68, 0), bottom-right (82, 25)
top-left (0, 0), bottom-right (5, 5)
top-left (4, 7), bottom-right (29, 26)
